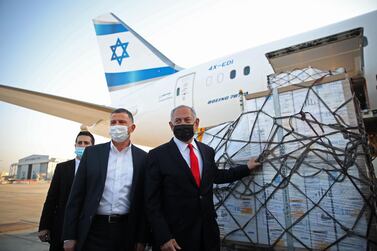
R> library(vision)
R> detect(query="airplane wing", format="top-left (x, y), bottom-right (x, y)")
top-left (0, 84), bottom-right (113, 138)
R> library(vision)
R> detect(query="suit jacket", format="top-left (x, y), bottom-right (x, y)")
top-left (62, 142), bottom-right (148, 251)
top-left (39, 159), bottom-right (75, 246)
top-left (145, 139), bottom-right (250, 251)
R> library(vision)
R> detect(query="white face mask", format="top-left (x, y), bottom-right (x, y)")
top-left (109, 125), bottom-right (129, 142)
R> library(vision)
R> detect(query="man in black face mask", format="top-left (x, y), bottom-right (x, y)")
top-left (145, 105), bottom-right (261, 251)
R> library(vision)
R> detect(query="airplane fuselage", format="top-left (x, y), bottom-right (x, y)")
top-left (110, 11), bottom-right (377, 146)
top-left (110, 53), bottom-right (262, 146)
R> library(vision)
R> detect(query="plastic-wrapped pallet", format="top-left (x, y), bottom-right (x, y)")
top-left (199, 68), bottom-right (377, 251)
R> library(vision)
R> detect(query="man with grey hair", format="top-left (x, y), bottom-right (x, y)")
top-left (146, 105), bottom-right (261, 251)
top-left (170, 105), bottom-right (196, 120)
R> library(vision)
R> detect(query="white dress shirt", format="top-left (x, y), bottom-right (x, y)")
top-left (97, 142), bottom-right (134, 215)
top-left (173, 137), bottom-right (203, 177)
top-left (74, 158), bottom-right (80, 175)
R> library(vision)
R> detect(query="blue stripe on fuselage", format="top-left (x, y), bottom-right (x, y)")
top-left (94, 23), bottom-right (128, 36)
top-left (105, 67), bottom-right (178, 88)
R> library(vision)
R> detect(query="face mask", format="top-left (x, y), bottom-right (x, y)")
top-left (109, 125), bottom-right (129, 142)
top-left (173, 124), bottom-right (194, 142)
top-left (75, 147), bottom-right (85, 159)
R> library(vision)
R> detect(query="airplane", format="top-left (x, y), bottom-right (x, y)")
top-left (1, 11), bottom-right (376, 147)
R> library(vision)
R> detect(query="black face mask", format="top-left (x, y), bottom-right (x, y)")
top-left (173, 124), bottom-right (194, 142)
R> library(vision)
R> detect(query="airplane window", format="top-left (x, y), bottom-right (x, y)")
top-left (230, 70), bottom-right (236, 79)
top-left (176, 88), bottom-right (180, 96)
top-left (206, 76), bottom-right (213, 86)
top-left (244, 66), bottom-right (250, 75)
top-left (217, 73), bottom-right (224, 83)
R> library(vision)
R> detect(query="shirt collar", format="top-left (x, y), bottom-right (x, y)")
top-left (110, 141), bottom-right (132, 153)
top-left (74, 158), bottom-right (80, 174)
top-left (173, 137), bottom-right (198, 152)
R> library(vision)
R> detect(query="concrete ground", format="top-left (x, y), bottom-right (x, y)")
top-left (0, 184), bottom-right (266, 251)
top-left (0, 183), bottom-right (50, 251)
top-left (0, 230), bottom-right (49, 251)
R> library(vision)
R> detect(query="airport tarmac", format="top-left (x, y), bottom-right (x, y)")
top-left (0, 183), bottom-right (50, 251)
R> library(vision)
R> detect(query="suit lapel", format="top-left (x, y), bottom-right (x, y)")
top-left (67, 159), bottom-right (76, 186)
top-left (196, 140), bottom-right (210, 190)
top-left (99, 142), bottom-right (111, 189)
top-left (168, 139), bottom-right (198, 188)
top-left (129, 145), bottom-right (141, 206)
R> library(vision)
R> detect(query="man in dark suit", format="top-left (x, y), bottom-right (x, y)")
top-left (63, 108), bottom-right (148, 251)
top-left (145, 105), bottom-right (261, 251)
top-left (38, 131), bottom-right (95, 251)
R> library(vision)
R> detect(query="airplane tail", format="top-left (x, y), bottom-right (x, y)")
top-left (93, 13), bottom-right (181, 91)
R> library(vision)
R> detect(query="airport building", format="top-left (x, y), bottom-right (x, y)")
top-left (14, 155), bottom-right (64, 180)
top-left (9, 163), bottom-right (18, 176)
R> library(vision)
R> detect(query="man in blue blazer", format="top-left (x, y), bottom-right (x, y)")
top-left (63, 108), bottom-right (148, 251)
top-left (145, 105), bottom-right (261, 251)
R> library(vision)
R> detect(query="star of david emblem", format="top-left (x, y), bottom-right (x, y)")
top-left (110, 38), bottom-right (129, 66)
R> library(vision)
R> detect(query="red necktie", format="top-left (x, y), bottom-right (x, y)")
top-left (188, 144), bottom-right (201, 187)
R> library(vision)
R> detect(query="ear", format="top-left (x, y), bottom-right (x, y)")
top-left (129, 124), bottom-right (136, 133)
top-left (193, 118), bottom-right (200, 131)
top-left (169, 121), bottom-right (174, 131)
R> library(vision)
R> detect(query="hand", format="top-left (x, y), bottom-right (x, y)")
top-left (247, 157), bottom-right (261, 172)
top-left (161, 239), bottom-right (181, 251)
top-left (64, 240), bottom-right (77, 251)
top-left (135, 243), bottom-right (145, 251)
top-left (37, 229), bottom-right (50, 242)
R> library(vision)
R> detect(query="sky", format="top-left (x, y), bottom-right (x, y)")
top-left (1, 0), bottom-right (377, 172)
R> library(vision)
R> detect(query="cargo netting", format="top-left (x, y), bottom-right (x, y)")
top-left (199, 68), bottom-right (377, 250)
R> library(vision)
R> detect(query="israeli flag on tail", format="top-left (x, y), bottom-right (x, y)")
top-left (93, 13), bottom-right (182, 91)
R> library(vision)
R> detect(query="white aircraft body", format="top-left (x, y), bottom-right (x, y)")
top-left (1, 11), bottom-right (376, 147)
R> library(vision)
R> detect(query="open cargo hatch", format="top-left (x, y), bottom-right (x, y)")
top-left (265, 28), bottom-right (365, 77)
